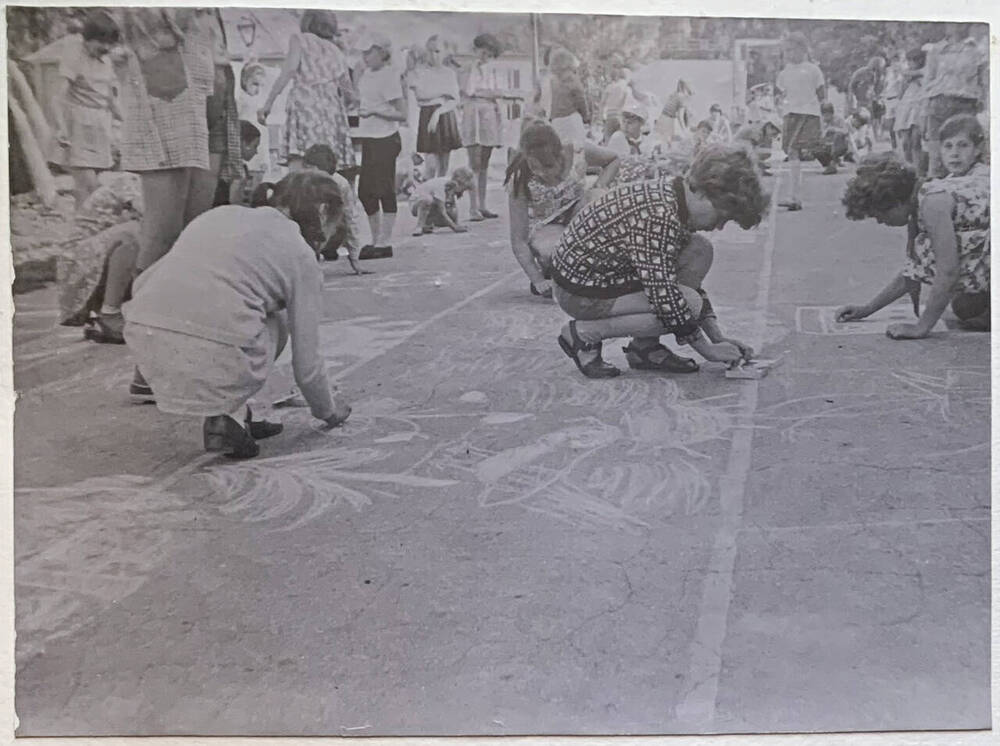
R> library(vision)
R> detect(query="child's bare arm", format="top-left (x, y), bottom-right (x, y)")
top-left (437, 198), bottom-right (466, 232)
top-left (889, 193), bottom-right (960, 339)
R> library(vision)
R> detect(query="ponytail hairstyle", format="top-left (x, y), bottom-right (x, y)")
top-left (250, 172), bottom-right (345, 251)
top-left (504, 118), bottom-right (564, 200)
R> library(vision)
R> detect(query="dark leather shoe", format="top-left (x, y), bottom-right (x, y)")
top-left (245, 406), bottom-right (283, 439)
top-left (203, 415), bottom-right (259, 459)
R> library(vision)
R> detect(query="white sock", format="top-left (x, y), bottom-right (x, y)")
top-left (100, 304), bottom-right (121, 315)
top-left (378, 212), bottom-right (397, 246)
top-left (227, 404), bottom-right (248, 424)
top-left (367, 213), bottom-right (380, 246)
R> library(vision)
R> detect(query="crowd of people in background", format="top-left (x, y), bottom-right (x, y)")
top-left (32, 9), bottom-right (990, 458)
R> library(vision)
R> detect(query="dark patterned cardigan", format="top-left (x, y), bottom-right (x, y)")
top-left (550, 176), bottom-right (703, 342)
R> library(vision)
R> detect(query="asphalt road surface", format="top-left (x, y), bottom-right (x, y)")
top-left (12, 164), bottom-right (990, 736)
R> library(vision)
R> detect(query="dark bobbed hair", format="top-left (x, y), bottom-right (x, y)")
top-left (302, 143), bottom-right (338, 174)
top-left (842, 152), bottom-right (917, 221)
top-left (688, 144), bottom-right (770, 229)
top-left (240, 120), bottom-right (261, 144)
top-left (503, 118), bottom-right (564, 200)
top-left (82, 10), bottom-right (121, 44)
top-left (300, 10), bottom-right (338, 40)
top-left (473, 33), bottom-right (503, 58)
top-left (938, 113), bottom-right (985, 145)
top-left (250, 172), bottom-right (345, 251)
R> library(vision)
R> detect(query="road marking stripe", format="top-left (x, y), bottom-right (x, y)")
top-left (675, 176), bottom-right (781, 729)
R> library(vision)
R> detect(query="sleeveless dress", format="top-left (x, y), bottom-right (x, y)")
top-left (903, 162), bottom-right (989, 292)
top-left (283, 33), bottom-right (356, 168)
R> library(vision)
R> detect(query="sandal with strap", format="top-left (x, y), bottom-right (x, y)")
top-left (557, 321), bottom-right (620, 379)
top-left (623, 341), bottom-right (699, 373)
top-left (203, 415), bottom-right (260, 459)
top-left (245, 406), bottom-right (283, 440)
top-left (83, 313), bottom-right (126, 344)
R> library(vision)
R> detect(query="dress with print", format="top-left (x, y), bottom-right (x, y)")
top-left (522, 145), bottom-right (589, 239)
top-left (283, 32), bottom-right (356, 168)
top-left (116, 8), bottom-right (215, 171)
top-left (903, 162), bottom-right (990, 292)
top-left (609, 154), bottom-right (682, 188)
top-left (57, 174), bottom-right (143, 324)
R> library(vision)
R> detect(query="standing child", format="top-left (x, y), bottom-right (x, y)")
top-left (302, 144), bottom-right (369, 273)
top-left (848, 108), bottom-right (875, 159)
top-left (548, 48), bottom-right (591, 146)
top-left (410, 167), bottom-right (474, 235)
top-left (775, 32), bottom-right (826, 211)
top-left (50, 10), bottom-right (122, 209)
top-left (460, 33), bottom-right (505, 220)
top-left (355, 31), bottom-right (406, 260)
top-left (893, 48), bottom-right (927, 172)
top-left (236, 62), bottom-right (273, 180)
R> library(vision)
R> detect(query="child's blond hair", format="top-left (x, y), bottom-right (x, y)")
top-left (448, 167), bottom-right (475, 194)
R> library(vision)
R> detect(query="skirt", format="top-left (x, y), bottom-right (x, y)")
top-left (416, 106), bottom-right (462, 153)
top-left (460, 99), bottom-right (502, 148)
top-left (782, 113), bottom-right (821, 157)
top-left (51, 103), bottom-right (113, 170)
top-left (123, 320), bottom-right (275, 416)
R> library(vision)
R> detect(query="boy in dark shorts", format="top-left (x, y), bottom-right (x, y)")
top-left (775, 32), bottom-right (826, 211)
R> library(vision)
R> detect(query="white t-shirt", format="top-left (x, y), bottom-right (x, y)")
top-left (356, 65), bottom-right (404, 139)
top-left (776, 62), bottom-right (825, 117)
top-left (412, 176), bottom-right (449, 204)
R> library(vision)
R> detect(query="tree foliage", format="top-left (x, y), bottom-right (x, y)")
top-left (6, 6), bottom-right (88, 60)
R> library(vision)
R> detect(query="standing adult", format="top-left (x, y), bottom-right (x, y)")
top-left (920, 23), bottom-right (987, 177)
top-left (257, 10), bottom-right (356, 178)
top-left (49, 10), bottom-right (122, 209)
top-left (409, 35), bottom-right (463, 180)
top-left (461, 33), bottom-right (506, 221)
top-left (775, 32), bottom-right (825, 211)
top-left (114, 8), bottom-right (220, 274)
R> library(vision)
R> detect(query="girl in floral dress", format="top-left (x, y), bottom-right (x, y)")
top-left (257, 10), bottom-right (356, 177)
top-left (504, 119), bottom-right (618, 298)
top-left (837, 115), bottom-right (990, 336)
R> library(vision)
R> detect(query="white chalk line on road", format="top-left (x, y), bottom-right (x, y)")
top-left (674, 176), bottom-right (781, 729)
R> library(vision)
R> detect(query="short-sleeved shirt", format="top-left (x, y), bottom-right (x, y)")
top-left (59, 35), bottom-right (115, 109)
top-left (356, 65), bottom-right (403, 138)
top-left (777, 62), bottom-right (825, 116)
top-left (410, 64), bottom-right (460, 105)
top-left (551, 177), bottom-right (699, 338)
top-left (602, 78), bottom-right (630, 118)
top-left (412, 176), bottom-right (450, 204)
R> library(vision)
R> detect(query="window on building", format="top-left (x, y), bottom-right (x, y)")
top-left (513, 69), bottom-right (520, 89)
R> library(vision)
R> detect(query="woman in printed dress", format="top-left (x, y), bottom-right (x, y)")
top-left (257, 10), bottom-right (356, 178)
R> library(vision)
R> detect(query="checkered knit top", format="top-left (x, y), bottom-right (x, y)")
top-left (551, 176), bottom-right (700, 340)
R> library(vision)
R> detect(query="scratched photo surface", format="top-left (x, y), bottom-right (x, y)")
top-left (9, 7), bottom-right (990, 736)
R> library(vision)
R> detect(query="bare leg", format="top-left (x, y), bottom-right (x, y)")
top-left (788, 151), bottom-right (803, 206)
top-left (367, 212), bottom-right (381, 246)
top-left (136, 169), bottom-right (189, 272)
top-left (103, 236), bottom-right (140, 310)
top-left (422, 153), bottom-right (438, 181)
top-left (70, 167), bottom-right (99, 209)
top-left (437, 150), bottom-right (451, 177)
top-left (477, 147), bottom-right (494, 215)
top-left (466, 145), bottom-right (482, 218)
top-left (185, 154), bottom-right (222, 224)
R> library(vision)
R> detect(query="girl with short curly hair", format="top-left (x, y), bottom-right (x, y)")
top-left (836, 140), bottom-right (989, 338)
